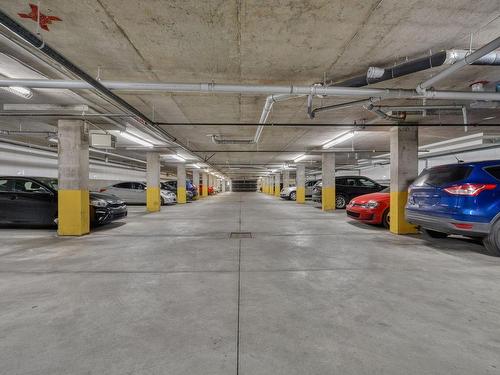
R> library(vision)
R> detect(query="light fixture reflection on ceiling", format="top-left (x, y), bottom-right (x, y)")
top-left (294, 154), bottom-right (307, 163)
top-left (120, 131), bottom-right (153, 147)
top-left (322, 131), bottom-right (355, 149)
top-left (2, 86), bottom-right (33, 99)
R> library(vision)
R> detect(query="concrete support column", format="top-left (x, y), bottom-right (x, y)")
top-left (192, 169), bottom-right (200, 200)
top-left (221, 179), bottom-right (226, 192)
top-left (283, 170), bottom-right (290, 189)
top-left (177, 164), bottom-right (186, 204)
top-left (390, 126), bottom-right (419, 234)
top-left (268, 175), bottom-right (274, 195)
top-left (322, 153), bottom-right (336, 211)
top-left (274, 172), bottom-right (281, 197)
top-left (146, 152), bottom-right (161, 212)
top-left (57, 120), bottom-right (89, 236)
top-left (263, 177), bottom-right (268, 193)
top-left (296, 164), bottom-right (306, 204)
top-left (202, 172), bottom-right (208, 197)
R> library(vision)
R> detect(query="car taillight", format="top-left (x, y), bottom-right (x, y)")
top-left (99, 188), bottom-right (107, 192)
top-left (443, 183), bottom-right (496, 196)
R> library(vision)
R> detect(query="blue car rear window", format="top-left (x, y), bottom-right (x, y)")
top-left (413, 165), bottom-right (473, 187)
top-left (484, 166), bottom-right (500, 181)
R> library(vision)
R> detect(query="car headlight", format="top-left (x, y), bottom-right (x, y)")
top-left (362, 200), bottom-right (379, 209)
top-left (90, 199), bottom-right (107, 207)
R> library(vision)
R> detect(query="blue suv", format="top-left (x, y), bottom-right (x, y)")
top-left (406, 160), bottom-right (500, 256)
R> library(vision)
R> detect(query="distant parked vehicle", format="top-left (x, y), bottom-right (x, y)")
top-left (280, 180), bottom-right (319, 201)
top-left (161, 180), bottom-right (198, 200)
top-left (346, 187), bottom-right (390, 228)
top-left (101, 181), bottom-right (176, 205)
top-left (0, 177), bottom-right (127, 226)
top-left (406, 161), bottom-right (500, 256)
top-left (312, 176), bottom-right (386, 209)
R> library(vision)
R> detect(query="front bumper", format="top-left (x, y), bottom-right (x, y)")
top-left (346, 206), bottom-right (381, 224)
top-left (406, 210), bottom-right (490, 237)
top-left (93, 204), bottom-right (128, 225)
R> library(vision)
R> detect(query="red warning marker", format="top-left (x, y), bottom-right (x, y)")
top-left (18, 3), bottom-right (62, 31)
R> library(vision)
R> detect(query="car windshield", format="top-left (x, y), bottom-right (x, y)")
top-left (380, 187), bottom-right (390, 193)
top-left (413, 165), bottom-right (473, 187)
top-left (36, 177), bottom-right (58, 190)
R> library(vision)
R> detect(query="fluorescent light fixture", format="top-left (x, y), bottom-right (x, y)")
top-left (171, 154), bottom-right (186, 161)
top-left (483, 116), bottom-right (496, 121)
top-left (120, 131), bottom-right (153, 147)
top-left (322, 131), bottom-right (355, 149)
top-left (2, 86), bottom-right (33, 99)
top-left (48, 136), bottom-right (58, 143)
top-left (192, 164), bottom-right (201, 169)
top-left (294, 154), bottom-right (307, 163)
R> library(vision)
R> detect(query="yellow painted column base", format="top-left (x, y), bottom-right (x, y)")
top-left (58, 189), bottom-right (90, 236)
top-left (147, 187), bottom-right (161, 212)
top-left (202, 186), bottom-right (208, 197)
top-left (296, 187), bottom-right (305, 204)
top-left (274, 188), bottom-right (280, 197)
top-left (390, 191), bottom-right (418, 234)
top-left (322, 186), bottom-right (336, 211)
top-left (177, 186), bottom-right (187, 204)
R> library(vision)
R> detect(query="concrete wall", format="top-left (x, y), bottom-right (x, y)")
top-left (0, 143), bottom-right (146, 191)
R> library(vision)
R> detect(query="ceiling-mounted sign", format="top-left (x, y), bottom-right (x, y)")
top-left (18, 3), bottom-right (62, 31)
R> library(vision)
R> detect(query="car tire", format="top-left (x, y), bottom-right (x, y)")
top-left (421, 228), bottom-right (448, 240)
top-left (289, 191), bottom-right (296, 201)
top-left (482, 220), bottom-right (500, 257)
top-left (336, 194), bottom-right (347, 209)
top-left (160, 197), bottom-right (165, 206)
top-left (382, 209), bottom-right (390, 229)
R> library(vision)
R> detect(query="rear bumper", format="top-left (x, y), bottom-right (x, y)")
top-left (280, 192), bottom-right (291, 199)
top-left (406, 210), bottom-right (490, 236)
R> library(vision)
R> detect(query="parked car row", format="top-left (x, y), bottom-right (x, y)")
top-left (0, 177), bottom-right (127, 227)
top-left (280, 176), bottom-right (386, 209)
top-left (100, 181), bottom-right (177, 205)
top-left (343, 160), bottom-right (500, 256)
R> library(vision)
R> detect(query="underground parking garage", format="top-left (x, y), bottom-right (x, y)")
top-left (2, 1), bottom-right (500, 373)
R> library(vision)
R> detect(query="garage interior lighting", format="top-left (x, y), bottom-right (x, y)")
top-left (192, 163), bottom-right (201, 169)
top-left (294, 154), bottom-right (307, 163)
top-left (171, 154), bottom-right (186, 161)
top-left (120, 131), bottom-right (154, 148)
top-left (322, 131), bottom-right (355, 149)
top-left (2, 86), bottom-right (33, 99)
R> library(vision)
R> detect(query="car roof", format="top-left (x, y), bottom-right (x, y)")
top-left (427, 160), bottom-right (500, 169)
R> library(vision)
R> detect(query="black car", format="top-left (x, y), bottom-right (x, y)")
top-left (0, 177), bottom-right (127, 227)
top-left (311, 176), bottom-right (386, 208)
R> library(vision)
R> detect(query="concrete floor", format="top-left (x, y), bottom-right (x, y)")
top-left (1, 192), bottom-right (500, 375)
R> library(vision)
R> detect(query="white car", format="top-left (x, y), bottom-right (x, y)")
top-left (100, 181), bottom-right (176, 205)
top-left (280, 180), bottom-right (319, 200)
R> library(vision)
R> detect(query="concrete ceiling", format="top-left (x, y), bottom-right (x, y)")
top-left (1, 0), bottom-right (500, 178)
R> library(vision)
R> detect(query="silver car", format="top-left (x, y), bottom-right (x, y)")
top-left (101, 181), bottom-right (176, 205)
top-left (280, 180), bottom-right (319, 200)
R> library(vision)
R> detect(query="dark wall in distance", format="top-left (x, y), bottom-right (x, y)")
top-left (232, 179), bottom-right (257, 192)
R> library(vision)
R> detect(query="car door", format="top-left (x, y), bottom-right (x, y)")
top-left (134, 183), bottom-right (147, 204)
top-left (0, 178), bottom-right (15, 223)
top-left (306, 180), bottom-right (317, 196)
top-left (11, 178), bottom-right (56, 225)
top-left (109, 182), bottom-right (134, 203)
top-left (356, 177), bottom-right (382, 195)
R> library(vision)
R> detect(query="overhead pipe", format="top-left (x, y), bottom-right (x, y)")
top-left (417, 36), bottom-right (500, 93)
top-left (210, 135), bottom-right (255, 145)
top-left (308, 98), bottom-right (378, 119)
top-left (365, 104), bottom-right (406, 122)
top-left (2, 78), bottom-right (500, 101)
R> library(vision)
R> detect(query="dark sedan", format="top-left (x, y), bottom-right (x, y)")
top-left (0, 177), bottom-right (127, 227)
top-left (312, 176), bottom-right (386, 209)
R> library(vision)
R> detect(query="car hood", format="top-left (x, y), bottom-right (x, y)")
top-left (90, 192), bottom-right (124, 204)
top-left (351, 192), bottom-right (390, 204)
top-left (281, 186), bottom-right (296, 193)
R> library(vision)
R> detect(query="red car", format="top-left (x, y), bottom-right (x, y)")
top-left (346, 188), bottom-right (390, 228)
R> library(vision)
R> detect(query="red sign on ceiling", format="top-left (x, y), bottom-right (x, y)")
top-left (18, 3), bottom-right (62, 31)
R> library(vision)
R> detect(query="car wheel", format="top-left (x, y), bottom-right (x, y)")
top-left (161, 197), bottom-right (165, 206)
top-left (289, 191), bottom-right (296, 201)
top-left (382, 209), bottom-right (390, 229)
top-left (421, 228), bottom-right (448, 240)
top-left (483, 220), bottom-right (500, 256)
top-left (336, 194), bottom-right (347, 209)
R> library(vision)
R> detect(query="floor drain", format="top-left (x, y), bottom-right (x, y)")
top-left (230, 232), bottom-right (252, 239)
